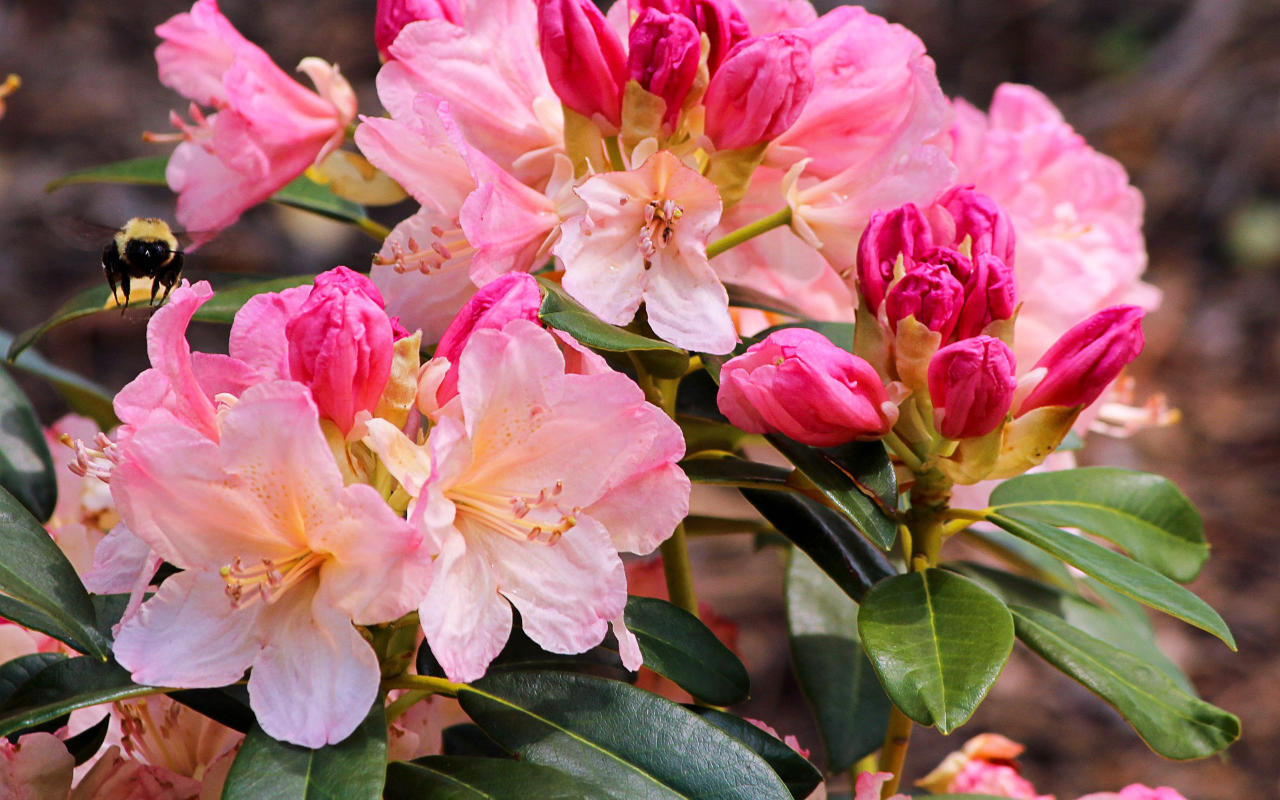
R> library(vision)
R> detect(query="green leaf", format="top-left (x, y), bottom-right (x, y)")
top-left (0, 331), bottom-right (118, 430)
top-left (964, 526), bottom-right (1075, 589)
top-left (857, 569), bottom-right (1014, 733)
top-left (751, 322), bottom-right (856, 352)
top-left (1010, 604), bottom-right (1240, 759)
top-left (950, 562), bottom-right (1193, 693)
top-left (723, 282), bottom-right (807, 316)
top-left (988, 512), bottom-right (1234, 649)
top-left (63, 713), bottom-right (110, 765)
top-left (386, 758), bottom-right (607, 800)
top-left (536, 279), bottom-right (689, 378)
top-left (0, 367), bottom-right (57, 521)
top-left (459, 671), bottom-right (792, 800)
top-left (680, 457), bottom-right (792, 489)
top-left (0, 653), bottom-right (66, 710)
top-left (688, 708), bottom-right (822, 800)
top-left (741, 489), bottom-right (895, 603)
top-left (0, 658), bottom-right (156, 737)
top-left (785, 548), bottom-right (890, 771)
top-left (222, 705), bottom-right (387, 800)
top-left (46, 155), bottom-right (371, 228)
top-left (768, 436), bottom-right (898, 550)
top-left (624, 595), bottom-right (749, 706)
top-left (169, 686), bottom-right (255, 734)
top-left (989, 468), bottom-right (1207, 582)
top-left (441, 724), bottom-right (509, 758)
top-left (0, 487), bottom-right (106, 658)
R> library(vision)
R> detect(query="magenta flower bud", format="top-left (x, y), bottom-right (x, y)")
top-left (883, 262), bottom-right (965, 339)
top-left (929, 336), bottom-right (1017, 439)
top-left (628, 8), bottom-right (701, 130)
top-left (374, 0), bottom-right (463, 58)
top-left (953, 253), bottom-right (1017, 340)
top-left (537, 0), bottom-right (628, 131)
top-left (433, 273), bottom-right (542, 404)
top-left (703, 32), bottom-right (814, 151)
top-left (936, 185), bottom-right (1016, 266)
top-left (286, 267), bottom-right (395, 433)
top-left (1019, 305), bottom-right (1145, 413)
top-left (855, 203), bottom-right (934, 313)
top-left (636, 0), bottom-right (752, 73)
top-left (717, 328), bottom-right (898, 447)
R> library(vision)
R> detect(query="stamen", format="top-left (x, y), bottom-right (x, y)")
top-left (452, 483), bottom-right (578, 546)
top-left (62, 432), bottom-right (119, 482)
top-left (373, 221), bottom-right (474, 276)
top-left (220, 549), bottom-right (326, 609)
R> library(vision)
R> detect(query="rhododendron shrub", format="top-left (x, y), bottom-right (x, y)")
top-left (0, 0), bottom-right (1239, 798)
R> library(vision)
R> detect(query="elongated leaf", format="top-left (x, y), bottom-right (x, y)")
top-left (459, 671), bottom-right (792, 800)
top-left (1010, 605), bottom-right (1239, 759)
top-left (964, 526), bottom-right (1075, 589)
top-left (680, 457), bottom-right (792, 488)
top-left (950, 562), bottom-right (1193, 693)
top-left (0, 367), bottom-right (56, 521)
top-left (988, 512), bottom-right (1234, 648)
top-left (857, 569), bottom-right (1013, 733)
top-left (742, 489), bottom-right (895, 603)
top-left (769, 436), bottom-right (898, 549)
top-left (537, 279), bottom-right (689, 377)
top-left (624, 595), bottom-right (749, 706)
top-left (386, 758), bottom-right (605, 799)
top-left (0, 658), bottom-right (156, 737)
top-left (0, 488), bottom-right (105, 658)
top-left (688, 708), bottom-right (822, 799)
top-left (989, 468), bottom-right (1207, 582)
top-left (222, 705), bottom-right (387, 800)
top-left (785, 548), bottom-right (890, 771)
top-left (723, 283), bottom-right (807, 316)
top-left (273, 174), bottom-right (368, 226)
top-left (0, 331), bottom-right (118, 429)
top-left (169, 685), bottom-right (255, 734)
top-left (0, 653), bottom-right (66, 710)
top-left (63, 714), bottom-right (110, 765)
top-left (441, 724), bottom-right (509, 758)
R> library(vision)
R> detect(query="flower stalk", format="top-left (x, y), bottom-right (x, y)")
top-left (706, 206), bottom-right (792, 258)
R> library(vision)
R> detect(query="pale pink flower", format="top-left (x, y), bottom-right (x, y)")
top-left (70, 745), bottom-right (202, 800)
top-left (1077, 785), bottom-right (1188, 800)
top-left (104, 695), bottom-right (242, 796)
top-left (731, 0), bottom-right (816, 35)
top-left (378, 0), bottom-right (564, 188)
top-left (371, 209), bottom-right (481, 345)
top-left (951, 84), bottom-right (1159, 365)
top-left (375, 0), bottom-right (464, 59)
top-left (155, 0), bottom-right (356, 240)
top-left (852, 771), bottom-right (909, 800)
top-left (111, 381), bottom-right (431, 747)
top-left (555, 150), bottom-right (735, 354)
top-left (917, 732), bottom-right (1053, 800)
top-left (0, 733), bottom-right (74, 800)
top-left (364, 319), bottom-right (689, 682)
top-left (948, 760), bottom-right (1052, 799)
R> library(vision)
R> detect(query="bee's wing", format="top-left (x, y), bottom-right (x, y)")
top-left (170, 227), bottom-right (219, 252)
top-left (45, 216), bottom-right (119, 252)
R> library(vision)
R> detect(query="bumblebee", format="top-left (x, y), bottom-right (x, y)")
top-left (102, 217), bottom-right (184, 309)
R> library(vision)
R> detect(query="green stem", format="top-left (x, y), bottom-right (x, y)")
top-left (356, 216), bottom-right (392, 241)
top-left (382, 673), bottom-right (464, 696)
top-left (706, 206), bottom-right (792, 258)
top-left (385, 689), bottom-right (430, 724)
top-left (605, 136), bottom-right (626, 172)
top-left (882, 430), bottom-right (925, 473)
top-left (660, 522), bottom-right (699, 617)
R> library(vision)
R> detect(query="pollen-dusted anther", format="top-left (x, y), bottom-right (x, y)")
top-left (637, 198), bottom-right (686, 260)
top-left (375, 219), bottom-right (475, 275)
top-left (453, 482), bottom-right (579, 546)
top-left (220, 549), bottom-right (326, 608)
top-left (62, 432), bottom-right (120, 482)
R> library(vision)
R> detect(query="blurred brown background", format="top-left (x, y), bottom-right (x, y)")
top-left (1, 0), bottom-right (1276, 796)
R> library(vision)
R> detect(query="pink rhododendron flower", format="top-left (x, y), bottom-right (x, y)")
top-left (718, 327), bottom-right (898, 445)
top-left (111, 382), bottom-right (431, 747)
top-left (155, 0), bottom-right (356, 240)
top-left (732, 0), bottom-right (816, 35)
top-left (852, 771), bottom-right (909, 800)
top-left (633, 0), bottom-right (751, 74)
top-left (951, 84), bottom-right (1159, 365)
top-left (1017, 305), bottom-right (1145, 413)
top-left (556, 149), bottom-right (735, 354)
top-left (628, 7), bottom-right (701, 130)
top-left (929, 336), bottom-right (1018, 439)
top-left (1077, 785), bottom-right (1189, 800)
top-left (375, 0), bottom-right (464, 58)
top-left (0, 733), bottom-right (74, 800)
top-left (703, 31), bottom-right (814, 151)
top-left (538, 0), bottom-right (628, 132)
top-left (917, 732), bottom-right (1053, 799)
top-left (364, 319), bottom-right (689, 681)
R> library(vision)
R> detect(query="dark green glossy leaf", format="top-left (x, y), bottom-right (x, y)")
top-left (688, 707), bottom-right (822, 799)
top-left (222, 705), bottom-right (387, 800)
top-left (680, 457), bottom-right (792, 488)
top-left (950, 562), bottom-right (1193, 693)
top-left (785, 548), bottom-right (890, 771)
top-left (741, 489), bottom-right (895, 603)
top-left (537, 279), bottom-right (689, 378)
top-left (459, 671), bottom-right (792, 800)
top-left (0, 488), bottom-right (105, 658)
top-left (768, 437), bottom-right (898, 550)
top-left (723, 282), bottom-right (807, 316)
top-left (169, 685), bottom-right (254, 734)
top-left (857, 569), bottom-right (1013, 733)
top-left (988, 513), bottom-right (1234, 648)
top-left (273, 174), bottom-right (368, 226)
top-left (990, 468), bottom-right (1207, 582)
top-left (0, 658), bottom-right (156, 737)
top-left (440, 723), bottom-right (510, 758)
top-left (964, 526), bottom-right (1075, 589)
top-left (0, 367), bottom-right (56, 521)
top-left (63, 713), bottom-right (110, 765)
top-left (482, 612), bottom-right (628, 680)
top-left (0, 331), bottom-right (118, 430)
top-left (624, 595), bottom-right (749, 706)
top-left (1010, 604), bottom-right (1239, 759)
top-left (387, 758), bottom-right (606, 799)
top-left (0, 653), bottom-right (66, 710)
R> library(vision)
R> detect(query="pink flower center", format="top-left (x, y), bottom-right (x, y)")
top-left (450, 480), bottom-right (579, 545)
top-left (220, 548), bottom-right (327, 608)
top-left (638, 198), bottom-right (685, 263)
top-left (375, 220), bottom-right (477, 275)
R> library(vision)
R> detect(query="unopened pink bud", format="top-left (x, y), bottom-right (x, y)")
top-left (855, 203), bottom-right (934, 313)
top-left (935, 185), bottom-right (1016, 266)
top-left (717, 328), bottom-right (897, 446)
top-left (286, 267), bottom-right (395, 433)
top-left (374, 0), bottom-right (463, 58)
top-left (928, 336), bottom-right (1017, 440)
top-left (954, 253), bottom-right (1017, 339)
top-left (637, 0), bottom-right (751, 73)
top-left (537, 0), bottom-right (628, 131)
top-left (884, 262), bottom-right (965, 339)
top-left (1019, 305), bottom-right (1145, 413)
top-left (703, 32), bottom-right (813, 151)
top-left (434, 273), bottom-right (542, 404)
top-left (628, 8), bottom-right (701, 130)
